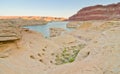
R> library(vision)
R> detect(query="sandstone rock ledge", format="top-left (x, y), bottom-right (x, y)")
top-left (0, 26), bottom-right (21, 41)
top-left (0, 25), bottom-right (22, 58)
top-left (47, 21), bottom-right (120, 74)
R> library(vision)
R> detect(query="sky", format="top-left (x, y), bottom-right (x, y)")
top-left (0, 0), bottom-right (120, 18)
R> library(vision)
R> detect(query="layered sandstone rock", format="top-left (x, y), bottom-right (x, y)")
top-left (48, 21), bottom-right (120, 74)
top-left (69, 3), bottom-right (120, 21)
top-left (0, 25), bottom-right (21, 58)
top-left (0, 21), bottom-right (120, 74)
top-left (0, 25), bottom-right (21, 41)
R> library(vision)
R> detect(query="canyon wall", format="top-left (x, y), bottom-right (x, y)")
top-left (69, 3), bottom-right (120, 21)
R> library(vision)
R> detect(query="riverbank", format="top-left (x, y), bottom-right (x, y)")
top-left (0, 20), bottom-right (120, 74)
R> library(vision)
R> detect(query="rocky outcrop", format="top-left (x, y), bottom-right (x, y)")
top-left (48, 21), bottom-right (120, 74)
top-left (66, 22), bottom-right (81, 28)
top-left (69, 3), bottom-right (120, 21)
top-left (0, 25), bottom-right (21, 58)
top-left (50, 28), bottom-right (66, 37)
top-left (0, 25), bottom-right (21, 41)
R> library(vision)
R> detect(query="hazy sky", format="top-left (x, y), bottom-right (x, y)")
top-left (0, 0), bottom-right (120, 17)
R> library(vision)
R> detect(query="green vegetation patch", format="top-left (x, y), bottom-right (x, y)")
top-left (55, 44), bottom-right (86, 65)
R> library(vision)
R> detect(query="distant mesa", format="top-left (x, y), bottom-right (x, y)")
top-left (69, 2), bottom-right (120, 21)
top-left (0, 16), bottom-right (67, 26)
top-left (0, 16), bottom-right (67, 22)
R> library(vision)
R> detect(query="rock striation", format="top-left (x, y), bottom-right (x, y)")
top-left (69, 3), bottom-right (120, 21)
top-left (0, 25), bottom-right (21, 41)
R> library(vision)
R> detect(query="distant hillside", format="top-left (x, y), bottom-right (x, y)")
top-left (0, 16), bottom-right (66, 26)
top-left (69, 2), bottom-right (120, 21)
top-left (0, 16), bottom-right (66, 22)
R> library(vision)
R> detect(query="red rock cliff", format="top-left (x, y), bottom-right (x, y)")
top-left (69, 3), bottom-right (120, 21)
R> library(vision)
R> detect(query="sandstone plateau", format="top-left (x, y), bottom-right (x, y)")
top-left (0, 20), bottom-right (120, 74)
top-left (69, 3), bottom-right (120, 21)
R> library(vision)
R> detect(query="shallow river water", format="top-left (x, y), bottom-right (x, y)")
top-left (24, 21), bottom-right (73, 37)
